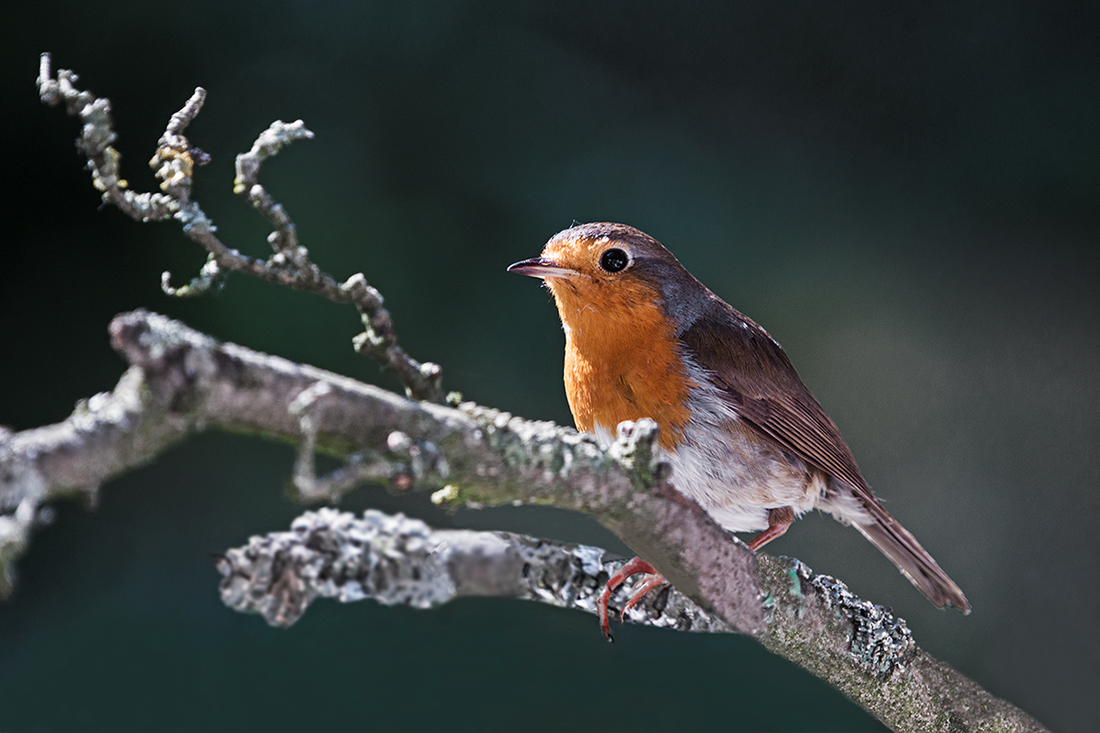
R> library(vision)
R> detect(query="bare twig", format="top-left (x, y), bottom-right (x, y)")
top-left (36, 52), bottom-right (443, 402)
top-left (234, 119), bottom-right (316, 281)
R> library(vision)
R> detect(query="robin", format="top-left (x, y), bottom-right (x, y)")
top-left (508, 222), bottom-right (970, 640)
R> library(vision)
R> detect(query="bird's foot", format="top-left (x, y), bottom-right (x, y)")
top-left (597, 556), bottom-right (667, 642)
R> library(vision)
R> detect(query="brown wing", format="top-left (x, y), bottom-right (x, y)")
top-left (679, 297), bottom-right (972, 612)
top-left (679, 298), bottom-right (870, 496)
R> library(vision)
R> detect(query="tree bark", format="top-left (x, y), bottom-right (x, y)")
top-left (0, 310), bottom-right (1048, 733)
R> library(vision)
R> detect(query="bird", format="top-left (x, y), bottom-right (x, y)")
top-left (508, 222), bottom-right (970, 639)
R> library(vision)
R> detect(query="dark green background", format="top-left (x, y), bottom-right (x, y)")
top-left (2, 2), bottom-right (1097, 731)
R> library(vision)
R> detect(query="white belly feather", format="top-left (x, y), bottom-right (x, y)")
top-left (593, 367), bottom-right (831, 535)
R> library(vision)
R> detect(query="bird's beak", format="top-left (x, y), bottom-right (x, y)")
top-left (506, 257), bottom-right (579, 280)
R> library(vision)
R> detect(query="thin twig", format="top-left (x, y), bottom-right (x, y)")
top-left (36, 52), bottom-right (443, 402)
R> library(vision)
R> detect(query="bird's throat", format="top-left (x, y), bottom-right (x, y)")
top-left (552, 284), bottom-right (692, 450)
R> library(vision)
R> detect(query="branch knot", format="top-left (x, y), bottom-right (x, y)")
top-left (608, 418), bottom-right (665, 490)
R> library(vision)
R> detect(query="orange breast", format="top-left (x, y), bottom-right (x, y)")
top-left (548, 277), bottom-right (693, 450)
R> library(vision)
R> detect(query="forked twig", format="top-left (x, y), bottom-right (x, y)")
top-left (36, 52), bottom-right (442, 403)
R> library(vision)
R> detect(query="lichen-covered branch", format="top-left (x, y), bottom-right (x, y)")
top-left (36, 52), bottom-right (442, 402)
top-left (218, 507), bottom-right (729, 634)
top-left (223, 506), bottom-right (1048, 733)
top-left (0, 311), bottom-right (1048, 732)
top-left (0, 364), bottom-right (192, 596)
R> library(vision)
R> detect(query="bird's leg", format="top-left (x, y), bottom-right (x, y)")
top-left (596, 556), bottom-right (667, 642)
top-left (746, 506), bottom-right (795, 551)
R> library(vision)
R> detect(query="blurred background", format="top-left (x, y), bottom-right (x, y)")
top-left (1, 2), bottom-right (1097, 731)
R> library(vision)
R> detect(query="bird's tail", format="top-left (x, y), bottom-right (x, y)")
top-left (853, 509), bottom-right (971, 613)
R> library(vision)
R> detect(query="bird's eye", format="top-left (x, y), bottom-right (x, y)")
top-left (598, 248), bottom-right (629, 273)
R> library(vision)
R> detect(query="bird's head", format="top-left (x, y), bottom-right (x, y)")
top-left (507, 222), bottom-right (708, 335)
